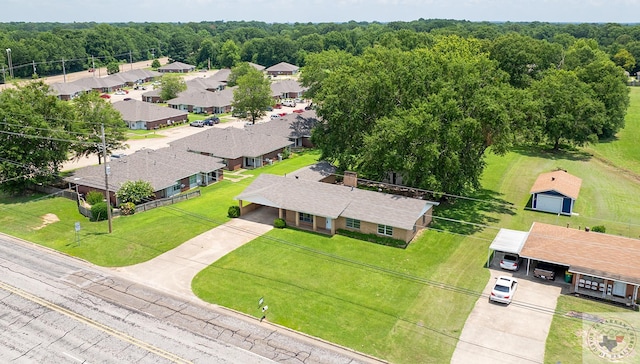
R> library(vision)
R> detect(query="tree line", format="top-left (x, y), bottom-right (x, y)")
top-left (1, 20), bottom-right (640, 81)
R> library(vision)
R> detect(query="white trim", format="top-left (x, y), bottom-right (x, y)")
top-left (569, 269), bottom-right (640, 287)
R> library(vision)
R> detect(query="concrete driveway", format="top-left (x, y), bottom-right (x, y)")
top-left (111, 207), bottom-right (275, 300)
top-left (451, 263), bottom-right (562, 363)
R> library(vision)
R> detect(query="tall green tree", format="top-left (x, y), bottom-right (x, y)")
top-left (0, 81), bottom-right (75, 194)
top-left (71, 92), bottom-right (128, 164)
top-left (231, 67), bottom-right (272, 124)
top-left (106, 61), bottom-right (120, 75)
top-left (218, 39), bottom-right (240, 68)
top-left (612, 49), bottom-right (636, 72)
top-left (529, 69), bottom-right (605, 150)
top-left (227, 62), bottom-right (253, 87)
top-left (160, 73), bottom-right (187, 101)
top-left (309, 37), bottom-right (520, 195)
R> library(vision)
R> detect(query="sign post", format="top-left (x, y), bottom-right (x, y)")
top-left (74, 222), bottom-right (81, 245)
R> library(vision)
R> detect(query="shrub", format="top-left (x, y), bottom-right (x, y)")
top-left (591, 225), bottom-right (606, 233)
top-left (274, 218), bottom-right (286, 228)
top-left (116, 180), bottom-right (154, 204)
top-left (228, 205), bottom-right (240, 218)
top-left (336, 229), bottom-right (407, 248)
top-left (120, 202), bottom-right (135, 216)
top-left (91, 202), bottom-right (110, 221)
top-left (86, 190), bottom-right (104, 205)
top-left (281, 147), bottom-right (291, 160)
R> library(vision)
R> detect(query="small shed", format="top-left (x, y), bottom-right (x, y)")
top-left (487, 228), bottom-right (529, 267)
top-left (529, 170), bottom-right (582, 215)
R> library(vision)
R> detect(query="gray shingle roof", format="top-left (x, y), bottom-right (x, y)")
top-left (158, 61), bottom-right (196, 71)
top-left (186, 77), bottom-right (226, 91)
top-left (170, 127), bottom-right (293, 159)
top-left (210, 68), bottom-right (231, 82)
top-left (166, 87), bottom-right (235, 108)
top-left (112, 99), bottom-right (188, 123)
top-left (109, 69), bottom-right (161, 83)
top-left (64, 147), bottom-right (225, 192)
top-left (235, 174), bottom-right (436, 230)
top-left (270, 79), bottom-right (306, 96)
top-left (266, 62), bottom-right (299, 73)
top-left (71, 76), bottom-right (124, 90)
top-left (249, 62), bottom-right (265, 71)
top-left (245, 111), bottom-right (318, 139)
top-left (286, 161), bottom-right (336, 182)
top-left (49, 82), bottom-right (89, 97)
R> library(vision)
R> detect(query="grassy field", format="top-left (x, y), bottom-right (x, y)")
top-left (192, 88), bottom-right (640, 363)
top-left (0, 150), bottom-right (320, 266)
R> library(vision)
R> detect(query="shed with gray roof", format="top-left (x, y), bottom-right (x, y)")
top-left (235, 174), bottom-right (438, 243)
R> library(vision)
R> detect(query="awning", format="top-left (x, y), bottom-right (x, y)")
top-left (489, 228), bottom-right (529, 254)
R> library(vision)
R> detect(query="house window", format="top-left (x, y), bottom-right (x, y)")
top-left (189, 175), bottom-right (197, 186)
top-left (299, 212), bottom-right (313, 223)
top-left (378, 224), bottom-right (393, 236)
top-left (346, 218), bottom-right (360, 229)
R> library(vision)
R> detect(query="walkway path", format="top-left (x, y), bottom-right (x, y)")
top-left (111, 208), bottom-right (275, 300)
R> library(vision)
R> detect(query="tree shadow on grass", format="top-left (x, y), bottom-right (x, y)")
top-left (431, 189), bottom-right (516, 236)
top-left (511, 145), bottom-right (592, 162)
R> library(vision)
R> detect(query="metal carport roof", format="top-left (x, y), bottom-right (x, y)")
top-left (487, 228), bottom-right (529, 267)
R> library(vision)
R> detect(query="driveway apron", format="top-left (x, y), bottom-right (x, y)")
top-left (450, 267), bottom-right (562, 363)
top-left (111, 208), bottom-right (275, 300)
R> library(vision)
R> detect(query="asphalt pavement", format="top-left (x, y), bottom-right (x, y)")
top-left (0, 233), bottom-right (386, 364)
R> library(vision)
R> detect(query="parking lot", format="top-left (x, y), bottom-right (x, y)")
top-left (451, 254), bottom-right (563, 363)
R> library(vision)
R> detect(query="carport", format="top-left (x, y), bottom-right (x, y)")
top-left (487, 228), bottom-right (529, 267)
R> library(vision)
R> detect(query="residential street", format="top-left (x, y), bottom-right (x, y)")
top-left (0, 233), bottom-right (386, 364)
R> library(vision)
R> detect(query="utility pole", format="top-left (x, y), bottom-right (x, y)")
top-left (129, 50), bottom-right (133, 70)
top-left (32, 60), bottom-right (37, 77)
top-left (5, 48), bottom-right (13, 79)
top-left (62, 58), bottom-right (66, 83)
top-left (101, 124), bottom-right (113, 233)
top-left (1, 66), bottom-right (5, 84)
top-left (151, 48), bottom-right (155, 59)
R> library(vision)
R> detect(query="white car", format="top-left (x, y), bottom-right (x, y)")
top-left (114, 90), bottom-right (126, 95)
top-left (282, 99), bottom-right (296, 107)
top-left (489, 276), bottom-right (518, 304)
top-left (499, 254), bottom-right (522, 271)
top-left (270, 114), bottom-right (281, 119)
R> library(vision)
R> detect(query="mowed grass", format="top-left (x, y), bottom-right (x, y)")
top-left (193, 227), bottom-right (489, 363)
top-left (585, 87), bottom-right (640, 176)
top-left (193, 88), bottom-right (640, 363)
top-left (0, 150), bottom-right (320, 266)
top-left (545, 296), bottom-right (629, 364)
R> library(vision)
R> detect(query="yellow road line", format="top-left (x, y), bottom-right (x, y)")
top-left (0, 281), bottom-right (192, 364)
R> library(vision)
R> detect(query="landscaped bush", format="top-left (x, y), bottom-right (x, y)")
top-left (337, 229), bottom-right (407, 248)
top-left (91, 202), bottom-right (110, 221)
top-left (119, 202), bottom-right (135, 216)
top-left (227, 205), bottom-right (240, 218)
top-left (591, 225), bottom-right (606, 233)
top-left (86, 190), bottom-right (104, 205)
top-left (274, 218), bottom-right (286, 228)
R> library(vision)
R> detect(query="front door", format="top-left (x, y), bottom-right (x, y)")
top-left (325, 218), bottom-right (332, 231)
top-left (613, 281), bottom-right (627, 297)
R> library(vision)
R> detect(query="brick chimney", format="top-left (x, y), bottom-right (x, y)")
top-left (344, 171), bottom-right (357, 187)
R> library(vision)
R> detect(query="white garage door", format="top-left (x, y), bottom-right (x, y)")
top-left (536, 195), bottom-right (563, 213)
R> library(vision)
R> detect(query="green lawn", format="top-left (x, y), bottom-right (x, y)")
top-left (0, 150), bottom-right (320, 266)
top-left (545, 296), bottom-right (630, 364)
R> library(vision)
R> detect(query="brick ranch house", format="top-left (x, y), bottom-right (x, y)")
top-left (169, 127), bottom-right (293, 171)
top-left (490, 222), bottom-right (640, 306)
top-left (64, 147), bottom-right (225, 206)
top-left (235, 173), bottom-right (439, 243)
top-left (245, 111), bottom-right (318, 148)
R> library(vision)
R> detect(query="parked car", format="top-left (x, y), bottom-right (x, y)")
top-left (292, 109), bottom-right (304, 114)
top-left (123, 98), bottom-right (132, 101)
top-left (278, 112), bottom-right (287, 117)
top-left (489, 276), bottom-right (518, 304)
top-left (273, 103), bottom-right (282, 109)
top-left (99, 94), bottom-right (111, 99)
top-left (499, 254), bottom-right (522, 271)
top-left (203, 116), bottom-right (220, 125)
top-left (304, 103), bottom-right (314, 111)
top-left (190, 120), bottom-right (204, 127)
top-left (270, 114), bottom-right (281, 119)
top-left (115, 90), bottom-right (126, 95)
top-left (294, 98), bottom-right (303, 103)
top-left (265, 106), bottom-right (273, 111)
top-left (282, 99), bottom-right (296, 107)
top-left (533, 262), bottom-right (556, 280)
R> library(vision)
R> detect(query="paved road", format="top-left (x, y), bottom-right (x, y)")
top-left (450, 259), bottom-right (561, 364)
top-left (0, 233), bottom-right (385, 364)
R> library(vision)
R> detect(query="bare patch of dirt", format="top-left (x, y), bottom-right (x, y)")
top-left (35, 213), bottom-right (60, 230)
